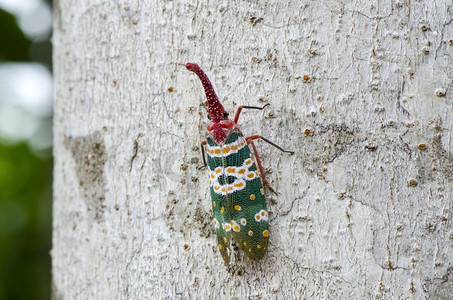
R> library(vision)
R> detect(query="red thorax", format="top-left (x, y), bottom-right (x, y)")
top-left (186, 62), bottom-right (236, 144)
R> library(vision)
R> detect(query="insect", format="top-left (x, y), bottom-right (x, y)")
top-left (186, 62), bottom-right (293, 265)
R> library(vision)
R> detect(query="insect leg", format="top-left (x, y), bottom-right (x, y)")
top-left (233, 104), bottom-right (269, 124)
top-left (198, 141), bottom-right (208, 170)
top-left (246, 139), bottom-right (277, 194)
top-left (246, 135), bottom-right (294, 154)
top-left (246, 135), bottom-right (294, 194)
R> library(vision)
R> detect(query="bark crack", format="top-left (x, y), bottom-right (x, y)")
top-left (272, 242), bottom-right (355, 288)
top-left (271, 188), bottom-right (309, 221)
top-left (124, 226), bottom-right (145, 297)
top-left (435, 12), bottom-right (453, 59)
top-left (396, 80), bottom-right (410, 116)
top-left (349, 5), bottom-right (394, 21)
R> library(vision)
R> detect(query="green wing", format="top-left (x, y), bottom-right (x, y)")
top-left (207, 136), bottom-right (231, 264)
top-left (207, 130), bottom-right (270, 262)
top-left (223, 132), bottom-right (269, 260)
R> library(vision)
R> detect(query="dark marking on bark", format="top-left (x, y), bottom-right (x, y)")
top-left (396, 80), bottom-right (410, 116)
top-left (435, 13), bottom-right (453, 59)
top-left (442, 266), bottom-right (453, 283)
top-left (129, 133), bottom-right (145, 172)
top-left (249, 16), bottom-right (263, 26)
top-left (193, 205), bottom-right (212, 238)
top-left (164, 192), bottom-right (212, 238)
top-left (251, 49), bottom-right (279, 67)
top-left (300, 122), bottom-right (358, 179)
top-left (130, 139), bottom-right (139, 172)
top-left (64, 131), bottom-right (106, 222)
top-left (432, 134), bottom-right (453, 183)
top-left (423, 266), bottom-right (453, 299)
top-left (272, 187), bottom-right (309, 221)
top-left (316, 123), bottom-right (356, 163)
top-left (416, 125), bottom-right (453, 184)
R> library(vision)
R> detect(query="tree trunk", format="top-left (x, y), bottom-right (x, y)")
top-left (52, 1), bottom-right (453, 298)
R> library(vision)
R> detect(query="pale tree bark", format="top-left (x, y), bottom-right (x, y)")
top-left (52, 0), bottom-right (453, 299)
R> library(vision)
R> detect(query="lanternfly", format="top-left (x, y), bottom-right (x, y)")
top-left (186, 63), bottom-right (293, 265)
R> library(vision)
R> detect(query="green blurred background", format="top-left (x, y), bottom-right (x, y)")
top-left (0, 0), bottom-right (53, 299)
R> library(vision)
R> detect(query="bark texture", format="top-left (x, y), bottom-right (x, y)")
top-left (53, 0), bottom-right (453, 298)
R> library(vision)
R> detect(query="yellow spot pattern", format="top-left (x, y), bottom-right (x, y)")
top-left (206, 140), bottom-right (247, 158)
top-left (227, 167), bottom-right (235, 174)
top-left (213, 219), bottom-right (220, 229)
top-left (262, 230), bottom-right (269, 237)
top-left (234, 182), bottom-right (244, 188)
top-left (208, 152), bottom-right (260, 196)
top-left (250, 194), bottom-right (256, 200)
top-left (255, 210), bottom-right (268, 222)
top-left (231, 220), bottom-right (241, 232)
top-left (234, 205), bottom-right (241, 211)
